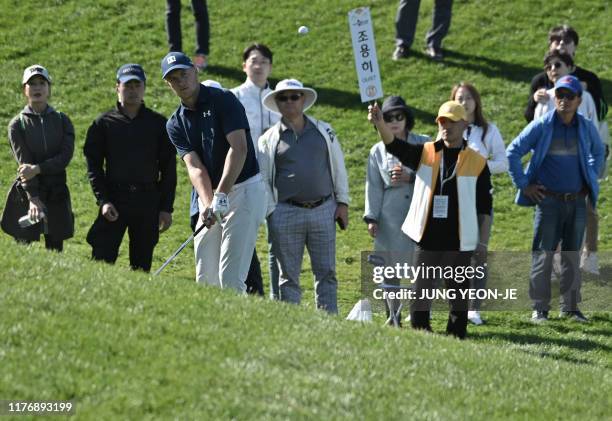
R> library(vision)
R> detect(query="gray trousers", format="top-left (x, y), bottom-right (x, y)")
top-left (268, 199), bottom-right (338, 314)
top-left (530, 196), bottom-right (586, 312)
top-left (395, 0), bottom-right (454, 49)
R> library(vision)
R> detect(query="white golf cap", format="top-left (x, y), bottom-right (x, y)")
top-left (262, 78), bottom-right (317, 114)
top-left (22, 65), bottom-right (51, 85)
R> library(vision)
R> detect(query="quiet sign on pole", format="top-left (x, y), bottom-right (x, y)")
top-left (348, 7), bottom-right (383, 103)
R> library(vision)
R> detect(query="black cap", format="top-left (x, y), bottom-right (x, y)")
top-left (381, 96), bottom-right (410, 114)
top-left (116, 64), bottom-right (146, 83)
top-left (161, 52), bottom-right (194, 79)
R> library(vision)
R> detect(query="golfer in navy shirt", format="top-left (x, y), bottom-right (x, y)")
top-left (162, 52), bottom-right (266, 292)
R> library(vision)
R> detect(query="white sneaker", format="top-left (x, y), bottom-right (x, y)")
top-left (581, 252), bottom-right (600, 275)
top-left (468, 310), bottom-right (484, 325)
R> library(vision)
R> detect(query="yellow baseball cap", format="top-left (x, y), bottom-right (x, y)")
top-left (435, 101), bottom-right (466, 123)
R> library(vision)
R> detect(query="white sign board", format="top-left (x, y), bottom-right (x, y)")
top-left (348, 7), bottom-right (383, 102)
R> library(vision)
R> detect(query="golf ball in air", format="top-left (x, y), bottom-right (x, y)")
top-left (298, 26), bottom-right (309, 35)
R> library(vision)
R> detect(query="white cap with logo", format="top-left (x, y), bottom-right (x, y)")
top-left (22, 65), bottom-right (51, 85)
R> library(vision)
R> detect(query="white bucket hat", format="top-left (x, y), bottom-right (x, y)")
top-left (262, 78), bottom-right (317, 114)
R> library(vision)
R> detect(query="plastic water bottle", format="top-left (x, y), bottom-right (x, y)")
top-left (18, 212), bottom-right (45, 228)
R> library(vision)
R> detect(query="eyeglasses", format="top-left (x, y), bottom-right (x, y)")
top-left (555, 91), bottom-right (577, 100)
top-left (545, 61), bottom-right (564, 71)
top-left (383, 113), bottom-right (405, 123)
top-left (276, 93), bottom-right (303, 102)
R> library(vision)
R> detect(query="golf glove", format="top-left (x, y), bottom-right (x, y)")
top-left (212, 192), bottom-right (229, 221)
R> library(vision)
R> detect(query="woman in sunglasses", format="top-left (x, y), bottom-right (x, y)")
top-left (364, 95), bottom-right (429, 256)
top-left (1, 65), bottom-right (75, 251)
top-left (450, 82), bottom-right (508, 325)
top-left (533, 50), bottom-right (598, 124)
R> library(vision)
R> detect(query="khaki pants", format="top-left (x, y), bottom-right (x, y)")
top-left (194, 175), bottom-right (266, 292)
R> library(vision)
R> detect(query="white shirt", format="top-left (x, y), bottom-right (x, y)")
top-left (231, 79), bottom-right (280, 147)
top-left (464, 122), bottom-right (508, 174)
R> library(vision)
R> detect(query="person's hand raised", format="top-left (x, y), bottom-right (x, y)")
top-left (368, 102), bottom-right (383, 124)
top-left (368, 102), bottom-right (394, 144)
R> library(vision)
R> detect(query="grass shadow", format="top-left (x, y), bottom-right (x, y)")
top-left (470, 330), bottom-right (610, 367)
top-left (412, 49), bottom-right (611, 113)
top-left (431, 50), bottom-right (542, 84)
top-left (472, 330), bottom-right (612, 353)
top-left (518, 348), bottom-right (597, 367)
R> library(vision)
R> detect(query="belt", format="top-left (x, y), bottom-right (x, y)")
top-left (110, 182), bottom-right (158, 193)
top-left (542, 188), bottom-right (588, 202)
top-left (285, 195), bottom-right (331, 209)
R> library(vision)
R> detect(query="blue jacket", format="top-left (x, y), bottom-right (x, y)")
top-left (506, 110), bottom-right (604, 206)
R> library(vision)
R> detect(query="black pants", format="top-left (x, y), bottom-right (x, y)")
top-left (87, 192), bottom-right (160, 272)
top-left (395, 0), bottom-right (453, 49)
top-left (165, 0), bottom-right (209, 55)
top-left (191, 213), bottom-right (264, 296)
top-left (17, 236), bottom-right (63, 252)
top-left (410, 247), bottom-right (471, 339)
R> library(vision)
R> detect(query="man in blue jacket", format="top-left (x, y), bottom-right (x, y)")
top-left (507, 75), bottom-right (604, 323)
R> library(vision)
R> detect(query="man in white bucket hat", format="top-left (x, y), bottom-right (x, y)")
top-left (258, 79), bottom-right (350, 313)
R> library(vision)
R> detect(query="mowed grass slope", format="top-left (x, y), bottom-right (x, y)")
top-left (1, 237), bottom-right (611, 419)
top-left (0, 0), bottom-right (611, 418)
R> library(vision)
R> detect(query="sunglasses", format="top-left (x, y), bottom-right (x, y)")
top-left (276, 93), bottom-right (303, 102)
top-left (555, 91), bottom-right (577, 100)
top-left (545, 61), bottom-right (564, 71)
top-left (383, 113), bottom-right (405, 123)
top-left (550, 35), bottom-right (574, 44)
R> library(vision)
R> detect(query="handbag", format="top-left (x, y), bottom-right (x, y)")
top-left (1, 178), bottom-right (40, 239)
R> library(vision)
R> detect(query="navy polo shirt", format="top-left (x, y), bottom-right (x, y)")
top-left (166, 85), bottom-right (259, 216)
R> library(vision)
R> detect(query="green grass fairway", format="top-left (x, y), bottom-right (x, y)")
top-left (2, 238), bottom-right (611, 419)
top-left (0, 0), bottom-right (611, 418)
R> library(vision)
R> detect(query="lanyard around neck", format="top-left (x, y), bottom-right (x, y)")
top-left (439, 149), bottom-right (458, 194)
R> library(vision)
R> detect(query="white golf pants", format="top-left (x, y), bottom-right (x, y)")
top-left (194, 174), bottom-right (266, 293)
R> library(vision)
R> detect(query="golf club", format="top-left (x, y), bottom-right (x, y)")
top-left (153, 210), bottom-right (215, 276)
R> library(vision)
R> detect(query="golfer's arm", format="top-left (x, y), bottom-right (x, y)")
top-left (216, 129), bottom-right (247, 194)
top-left (183, 151), bottom-right (214, 208)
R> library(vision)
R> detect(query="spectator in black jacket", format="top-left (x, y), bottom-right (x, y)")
top-left (84, 64), bottom-right (177, 272)
top-left (525, 25), bottom-right (607, 123)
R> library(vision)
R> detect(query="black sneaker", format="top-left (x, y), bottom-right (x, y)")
top-left (559, 310), bottom-right (589, 323)
top-left (531, 310), bottom-right (549, 323)
top-left (392, 46), bottom-right (410, 60)
top-left (425, 46), bottom-right (443, 61)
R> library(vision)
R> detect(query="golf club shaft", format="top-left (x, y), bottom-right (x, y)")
top-left (153, 223), bottom-right (206, 276)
